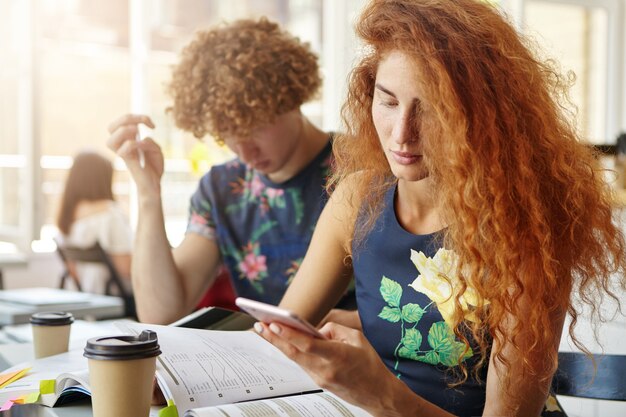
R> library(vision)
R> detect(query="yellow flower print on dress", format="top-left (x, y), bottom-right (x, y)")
top-left (377, 248), bottom-right (480, 374)
top-left (409, 248), bottom-right (486, 327)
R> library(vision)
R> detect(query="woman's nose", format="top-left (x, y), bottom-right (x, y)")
top-left (392, 113), bottom-right (412, 144)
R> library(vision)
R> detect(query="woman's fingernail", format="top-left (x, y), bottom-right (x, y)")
top-left (254, 322), bottom-right (264, 334)
top-left (269, 323), bottom-right (282, 335)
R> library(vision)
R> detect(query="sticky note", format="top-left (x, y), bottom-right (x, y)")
top-left (158, 399), bottom-right (179, 417)
top-left (24, 392), bottom-right (39, 403)
top-left (0, 367), bottom-right (31, 389)
top-left (40, 379), bottom-right (55, 394)
top-left (0, 400), bottom-right (14, 411)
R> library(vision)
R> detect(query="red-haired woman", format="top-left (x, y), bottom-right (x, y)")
top-left (255, 1), bottom-right (626, 416)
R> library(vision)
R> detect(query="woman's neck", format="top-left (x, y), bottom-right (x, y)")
top-left (395, 178), bottom-right (444, 235)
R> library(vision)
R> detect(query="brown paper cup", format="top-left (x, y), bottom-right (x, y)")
top-left (30, 312), bottom-right (74, 359)
top-left (31, 324), bottom-right (71, 359)
top-left (84, 330), bottom-right (161, 417)
top-left (88, 356), bottom-right (156, 417)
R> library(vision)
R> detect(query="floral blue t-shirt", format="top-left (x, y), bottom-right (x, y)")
top-left (187, 138), bottom-right (355, 307)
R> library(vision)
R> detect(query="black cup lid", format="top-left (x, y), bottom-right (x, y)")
top-left (30, 311), bottom-right (74, 326)
top-left (84, 330), bottom-right (161, 360)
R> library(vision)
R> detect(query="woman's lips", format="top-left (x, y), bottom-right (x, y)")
top-left (391, 150), bottom-right (421, 165)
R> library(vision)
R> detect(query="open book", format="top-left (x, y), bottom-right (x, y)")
top-left (121, 322), bottom-right (374, 417)
top-left (0, 348), bottom-right (91, 408)
top-left (0, 322), bottom-right (372, 417)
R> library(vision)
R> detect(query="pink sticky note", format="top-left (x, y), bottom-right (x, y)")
top-left (0, 400), bottom-right (14, 411)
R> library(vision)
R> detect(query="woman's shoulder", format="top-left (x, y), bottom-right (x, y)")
top-left (327, 172), bottom-right (371, 225)
top-left (74, 200), bottom-right (128, 223)
top-left (74, 200), bottom-right (113, 219)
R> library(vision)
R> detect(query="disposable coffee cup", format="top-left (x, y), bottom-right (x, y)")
top-left (30, 312), bottom-right (74, 359)
top-left (84, 330), bottom-right (161, 417)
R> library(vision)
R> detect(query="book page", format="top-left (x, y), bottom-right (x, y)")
top-left (184, 392), bottom-right (374, 417)
top-left (120, 323), bottom-right (320, 413)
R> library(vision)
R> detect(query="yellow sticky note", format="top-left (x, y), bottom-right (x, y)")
top-left (40, 380), bottom-right (55, 395)
top-left (0, 367), bottom-right (31, 389)
top-left (11, 395), bottom-right (27, 405)
top-left (158, 399), bottom-right (179, 417)
top-left (24, 392), bottom-right (39, 404)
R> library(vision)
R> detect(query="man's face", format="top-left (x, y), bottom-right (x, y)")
top-left (222, 109), bottom-right (304, 181)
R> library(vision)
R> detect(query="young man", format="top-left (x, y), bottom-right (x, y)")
top-left (107, 18), bottom-right (354, 324)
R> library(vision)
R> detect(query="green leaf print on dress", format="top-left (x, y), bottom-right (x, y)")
top-left (378, 248), bottom-right (482, 377)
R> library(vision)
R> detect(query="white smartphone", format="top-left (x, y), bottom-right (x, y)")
top-left (235, 297), bottom-right (326, 339)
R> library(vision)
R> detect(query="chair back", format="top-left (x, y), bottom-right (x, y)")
top-left (55, 241), bottom-right (135, 318)
top-left (552, 351), bottom-right (626, 401)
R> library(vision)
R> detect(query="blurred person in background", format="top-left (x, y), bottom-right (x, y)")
top-left (107, 18), bottom-right (355, 325)
top-left (56, 150), bottom-right (133, 295)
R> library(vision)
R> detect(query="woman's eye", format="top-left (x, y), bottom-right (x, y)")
top-left (379, 100), bottom-right (397, 108)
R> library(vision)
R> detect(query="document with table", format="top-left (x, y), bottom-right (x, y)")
top-left (0, 322), bottom-right (373, 417)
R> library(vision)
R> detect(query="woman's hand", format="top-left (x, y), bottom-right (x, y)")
top-left (254, 321), bottom-right (420, 416)
top-left (107, 114), bottom-right (164, 199)
top-left (318, 309), bottom-right (362, 330)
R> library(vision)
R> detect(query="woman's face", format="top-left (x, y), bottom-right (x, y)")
top-left (372, 50), bottom-right (429, 182)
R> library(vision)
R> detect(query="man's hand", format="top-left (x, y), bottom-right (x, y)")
top-left (107, 114), bottom-right (164, 198)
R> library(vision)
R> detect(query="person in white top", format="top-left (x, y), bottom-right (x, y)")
top-left (56, 151), bottom-right (133, 294)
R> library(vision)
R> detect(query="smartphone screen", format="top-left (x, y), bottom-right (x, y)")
top-left (235, 297), bottom-right (326, 339)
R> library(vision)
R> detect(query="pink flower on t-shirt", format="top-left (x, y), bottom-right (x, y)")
top-left (248, 175), bottom-right (265, 197)
top-left (238, 252), bottom-right (267, 281)
top-left (190, 212), bottom-right (208, 226)
top-left (265, 188), bottom-right (284, 199)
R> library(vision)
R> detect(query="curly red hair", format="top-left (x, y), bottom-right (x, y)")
top-left (333, 0), bottom-right (626, 391)
top-left (167, 17), bottom-right (321, 141)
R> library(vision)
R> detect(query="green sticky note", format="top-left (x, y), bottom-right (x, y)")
top-left (39, 380), bottom-right (55, 395)
top-left (24, 392), bottom-right (39, 403)
top-left (158, 399), bottom-right (179, 417)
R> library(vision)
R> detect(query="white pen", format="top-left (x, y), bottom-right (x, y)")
top-left (136, 124), bottom-right (149, 168)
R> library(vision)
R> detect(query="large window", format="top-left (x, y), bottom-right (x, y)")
top-left (7, 0), bottom-right (622, 253)
top-left (501, 0), bottom-right (623, 144)
top-left (1, 0), bottom-right (364, 251)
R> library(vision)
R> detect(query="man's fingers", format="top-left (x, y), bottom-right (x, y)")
top-left (117, 140), bottom-right (142, 170)
top-left (107, 114), bottom-right (154, 134)
top-left (107, 124), bottom-right (138, 152)
top-left (139, 137), bottom-right (162, 152)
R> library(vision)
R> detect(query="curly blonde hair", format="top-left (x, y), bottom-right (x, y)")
top-left (333, 0), bottom-right (626, 392)
top-left (167, 17), bottom-right (321, 142)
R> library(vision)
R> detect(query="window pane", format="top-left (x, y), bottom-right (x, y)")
top-left (38, 0), bottom-right (132, 234)
top-left (0, 0), bottom-right (29, 241)
top-left (524, 1), bottom-right (608, 143)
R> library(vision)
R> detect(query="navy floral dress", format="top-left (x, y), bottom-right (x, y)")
top-left (353, 183), bottom-right (566, 416)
